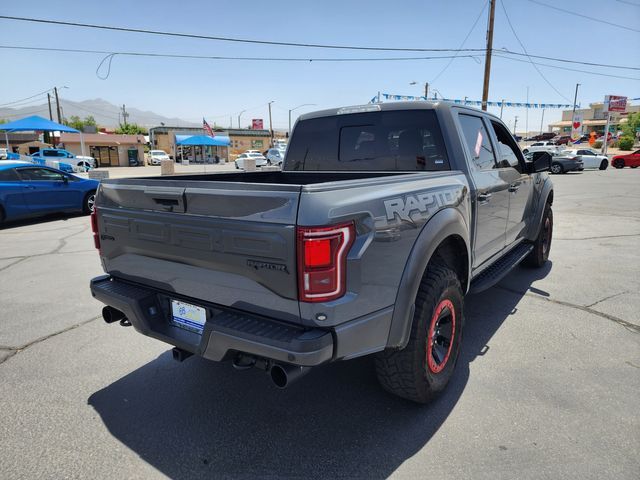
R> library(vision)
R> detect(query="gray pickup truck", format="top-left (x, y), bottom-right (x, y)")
top-left (90, 102), bottom-right (553, 403)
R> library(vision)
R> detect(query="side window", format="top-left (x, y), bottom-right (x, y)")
top-left (490, 120), bottom-right (524, 173)
top-left (42, 150), bottom-right (55, 157)
top-left (17, 168), bottom-right (64, 181)
top-left (0, 168), bottom-right (20, 181)
top-left (458, 114), bottom-right (497, 171)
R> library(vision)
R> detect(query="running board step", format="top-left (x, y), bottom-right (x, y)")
top-left (469, 243), bottom-right (533, 294)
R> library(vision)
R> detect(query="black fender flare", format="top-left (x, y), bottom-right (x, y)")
top-left (525, 178), bottom-right (554, 241)
top-left (386, 207), bottom-right (471, 349)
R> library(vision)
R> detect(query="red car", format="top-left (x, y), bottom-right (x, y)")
top-left (612, 150), bottom-right (640, 169)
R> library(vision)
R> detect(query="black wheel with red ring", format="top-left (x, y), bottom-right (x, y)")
top-left (376, 262), bottom-right (464, 404)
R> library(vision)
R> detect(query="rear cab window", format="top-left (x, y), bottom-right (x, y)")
top-left (286, 109), bottom-right (450, 171)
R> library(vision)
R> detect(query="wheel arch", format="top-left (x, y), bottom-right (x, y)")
top-left (525, 179), bottom-right (553, 242)
top-left (386, 207), bottom-right (470, 350)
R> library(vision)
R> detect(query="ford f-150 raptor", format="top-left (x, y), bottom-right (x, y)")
top-left (89, 102), bottom-right (554, 403)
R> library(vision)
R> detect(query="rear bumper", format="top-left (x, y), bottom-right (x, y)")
top-left (90, 275), bottom-right (335, 367)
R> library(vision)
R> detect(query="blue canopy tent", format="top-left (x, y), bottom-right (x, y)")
top-left (0, 115), bottom-right (85, 155)
top-left (175, 134), bottom-right (230, 163)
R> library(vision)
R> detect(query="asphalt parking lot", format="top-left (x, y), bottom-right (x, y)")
top-left (0, 169), bottom-right (638, 479)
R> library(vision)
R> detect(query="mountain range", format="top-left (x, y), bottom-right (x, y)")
top-left (0, 98), bottom-right (199, 128)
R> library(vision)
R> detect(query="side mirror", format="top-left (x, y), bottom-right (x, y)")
top-left (529, 152), bottom-right (551, 173)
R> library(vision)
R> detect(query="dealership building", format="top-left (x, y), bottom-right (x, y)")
top-left (549, 101), bottom-right (639, 135)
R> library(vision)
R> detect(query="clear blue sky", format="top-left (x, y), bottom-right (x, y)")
top-left (1, 0), bottom-right (638, 132)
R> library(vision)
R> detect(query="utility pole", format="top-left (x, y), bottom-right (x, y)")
top-left (481, 0), bottom-right (496, 111)
top-left (540, 108), bottom-right (545, 135)
top-left (500, 99), bottom-right (505, 119)
top-left (238, 110), bottom-right (246, 129)
top-left (47, 93), bottom-right (53, 120)
top-left (424, 83), bottom-right (429, 100)
top-left (54, 87), bottom-right (62, 123)
top-left (268, 101), bottom-right (274, 147)
top-left (513, 116), bottom-right (519, 135)
top-left (121, 104), bottom-right (129, 126)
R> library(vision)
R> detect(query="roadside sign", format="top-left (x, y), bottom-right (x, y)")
top-left (252, 119), bottom-right (264, 130)
top-left (604, 95), bottom-right (627, 113)
top-left (570, 113), bottom-right (583, 141)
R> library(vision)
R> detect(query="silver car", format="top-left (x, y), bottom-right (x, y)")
top-left (235, 152), bottom-right (268, 169)
top-left (265, 148), bottom-right (286, 166)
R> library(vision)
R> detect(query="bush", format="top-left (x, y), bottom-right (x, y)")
top-left (593, 140), bottom-right (602, 149)
top-left (618, 136), bottom-right (634, 151)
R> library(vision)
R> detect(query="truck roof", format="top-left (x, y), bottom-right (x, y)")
top-left (298, 101), bottom-right (502, 122)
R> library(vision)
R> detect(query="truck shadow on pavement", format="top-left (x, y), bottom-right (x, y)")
top-left (88, 263), bottom-right (552, 479)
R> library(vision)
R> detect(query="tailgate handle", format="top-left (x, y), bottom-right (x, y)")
top-left (144, 187), bottom-right (186, 213)
top-left (153, 198), bottom-right (180, 210)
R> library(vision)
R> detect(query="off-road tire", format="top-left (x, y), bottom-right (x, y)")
top-left (83, 191), bottom-right (96, 215)
top-left (599, 159), bottom-right (608, 170)
top-left (524, 204), bottom-right (553, 268)
top-left (375, 263), bottom-right (464, 404)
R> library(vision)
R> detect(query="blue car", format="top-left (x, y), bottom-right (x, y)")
top-left (0, 161), bottom-right (99, 225)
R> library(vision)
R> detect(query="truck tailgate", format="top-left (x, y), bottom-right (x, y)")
top-left (96, 179), bottom-right (301, 323)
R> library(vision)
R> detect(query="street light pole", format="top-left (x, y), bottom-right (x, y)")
top-left (500, 98), bottom-right (505, 119)
top-left (238, 110), bottom-right (246, 129)
top-left (268, 101), bottom-right (274, 147)
top-left (288, 103), bottom-right (316, 136)
top-left (513, 116), bottom-right (519, 135)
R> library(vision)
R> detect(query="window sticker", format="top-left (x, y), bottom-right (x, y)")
top-left (474, 130), bottom-right (483, 158)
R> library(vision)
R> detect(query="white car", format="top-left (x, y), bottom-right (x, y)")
top-left (522, 144), bottom-right (561, 155)
top-left (265, 148), bottom-right (286, 166)
top-left (235, 152), bottom-right (267, 169)
top-left (148, 150), bottom-right (170, 165)
top-left (562, 148), bottom-right (609, 170)
top-left (0, 148), bottom-right (8, 159)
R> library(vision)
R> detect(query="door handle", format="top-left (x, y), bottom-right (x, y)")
top-left (478, 192), bottom-right (492, 202)
top-left (508, 183), bottom-right (520, 193)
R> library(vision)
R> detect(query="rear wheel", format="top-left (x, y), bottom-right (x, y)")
top-left (375, 263), bottom-right (464, 404)
top-left (599, 159), bottom-right (608, 170)
top-left (525, 204), bottom-right (553, 268)
top-left (550, 162), bottom-right (563, 174)
top-left (83, 191), bottom-right (96, 214)
top-left (614, 159), bottom-right (625, 169)
top-left (632, 166), bottom-right (638, 169)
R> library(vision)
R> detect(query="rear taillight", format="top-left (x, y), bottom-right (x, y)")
top-left (297, 222), bottom-right (355, 303)
top-left (90, 208), bottom-right (100, 250)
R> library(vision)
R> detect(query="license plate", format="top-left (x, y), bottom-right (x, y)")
top-left (171, 300), bottom-right (206, 333)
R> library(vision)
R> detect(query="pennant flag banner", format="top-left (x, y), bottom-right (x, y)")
top-left (377, 93), bottom-right (574, 109)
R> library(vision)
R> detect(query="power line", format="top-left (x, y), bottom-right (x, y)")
top-left (497, 49), bottom-right (640, 71)
top-left (430, 1), bottom-right (488, 84)
top-left (0, 87), bottom-right (54, 107)
top-left (500, 0), bottom-right (573, 103)
top-left (0, 45), bottom-right (483, 63)
top-left (526, 0), bottom-right (640, 32)
top-left (0, 14), bottom-right (637, 71)
top-left (493, 53), bottom-right (640, 80)
top-left (3, 43), bottom-right (637, 73)
top-left (0, 15), bottom-right (487, 53)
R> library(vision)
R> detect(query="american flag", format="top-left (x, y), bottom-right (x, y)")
top-left (203, 118), bottom-right (215, 137)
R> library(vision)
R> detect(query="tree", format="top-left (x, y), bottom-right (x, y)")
top-left (620, 112), bottom-right (639, 140)
top-left (115, 123), bottom-right (147, 135)
top-left (63, 115), bottom-right (99, 131)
